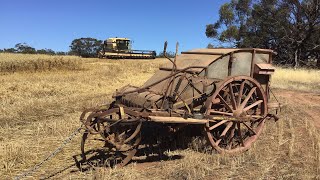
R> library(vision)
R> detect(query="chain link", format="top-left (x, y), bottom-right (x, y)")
top-left (14, 127), bottom-right (83, 180)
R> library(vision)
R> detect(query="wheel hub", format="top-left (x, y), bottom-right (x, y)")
top-left (232, 109), bottom-right (243, 118)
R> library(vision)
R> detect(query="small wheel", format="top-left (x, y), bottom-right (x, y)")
top-left (205, 76), bottom-right (267, 154)
top-left (81, 109), bottom-right (142, 168)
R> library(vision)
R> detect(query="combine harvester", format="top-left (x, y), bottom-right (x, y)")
top-left (98, 37), bottom-right (156, 59)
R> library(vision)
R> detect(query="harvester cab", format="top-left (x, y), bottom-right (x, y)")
top-left (104, 38), bottom-right (131, 52)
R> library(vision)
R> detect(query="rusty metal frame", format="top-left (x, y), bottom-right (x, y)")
top-left (114, 66), bottom-right (208, 97)
top-left (80, 47), bottom-right (280, 164)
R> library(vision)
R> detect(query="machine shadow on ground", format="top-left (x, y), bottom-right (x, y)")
top-left (72, 125), bottom-right (206, 172)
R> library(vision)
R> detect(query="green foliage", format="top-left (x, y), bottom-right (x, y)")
top-left (15, 43), bottom-right (36, 54)
top-left (3, 48), bottom-right (17, 53)
top-left (219, 25), bottom-right (239, 42)
top-left (157, 51), bottom-right (175, 58)
top-left (219, 3), bottom-right (235, 26)
top-left (207, 43), bottom-right (214, 48)
top-left (205, 24), bottom-right (218, 38)
top-left (0, 44), bottom-right (68, 56)
top-left (36, 49), bottom-right (55, 55)
top-left (69, 37), bottom-right (102, 58)
top-left (206, 0), bottom-right (320, 68)
top-left (56, 51), bottom-right (67, 56)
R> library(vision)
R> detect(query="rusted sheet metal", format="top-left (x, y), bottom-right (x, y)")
top-left (183, 48), bottom-right (240, 54)
top-left (185, 48), bottom-right (274, 54)
top-left (160, 48), bottom-right (275, 73)
top-left (160, 53), bottom-right (220, 72)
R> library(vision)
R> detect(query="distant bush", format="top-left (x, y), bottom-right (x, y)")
top-left (69, 38), bottom-right (102, 58)
top-left (157, 51), bottom-right (176, 58)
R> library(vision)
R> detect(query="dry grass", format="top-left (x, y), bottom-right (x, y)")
top-left (271, 67), bottom-right (320, 93)
top-left (0, 54), bottom-right (319, 179)
top-left (0, 57), bottom-right (163, 128)
top-left (0, 53), bottom-right (84, 73)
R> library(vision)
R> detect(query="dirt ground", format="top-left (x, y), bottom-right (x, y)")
top-left (275, 89), bottom-right (320, 128)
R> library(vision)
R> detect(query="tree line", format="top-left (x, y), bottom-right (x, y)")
top-left (206, 0), bottom-right (320, 68)
top-left (0, 38), bottom-right (103, 57)
top-left (0, 38), bottom-right (165, 58)
top-left (0, 43), bottom-right (67, 55)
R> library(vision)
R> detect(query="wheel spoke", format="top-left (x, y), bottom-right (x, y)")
top-left (243, 100), bottom-right (263, 112)
top-left (118, 131), bottom-right (126, 139)
top-left (237, 81), bottom-right (245, 107)
top-left (242, 100), bottom-right (263, 112)
top-left (240, 87), bottom-right (256, 110)
top-left (226, 124), bottom-right (236, 150)
top-left (216, 122), bottom-right (233, 146)
top-left (242, 122), bottom-right (256, 135)
top-left (246, 114), bottom-right (263, 119)
top-left (208, 120), bottom-right (228, 131)
top-left (228, 83), bottom-right (237, 110)
top-left (237, 122), bottom-right (245, 147)
top-left (207, 110), bottom-right (233, 116)
top-left (217, 94), bottom-right (233, 112)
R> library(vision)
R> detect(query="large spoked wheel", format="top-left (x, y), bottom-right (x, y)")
top-left (81, 108), bottom-right (142, 168)
top-left (205, 76), bottom-right (267, 154)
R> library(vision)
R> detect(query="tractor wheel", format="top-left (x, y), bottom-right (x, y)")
top-left (81, 108), bottom-right (141, 168)
top-left (205, 76), bottom-right (267, 154)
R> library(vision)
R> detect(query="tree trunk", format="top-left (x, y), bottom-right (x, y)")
top-left (294, 49), bottom-right (299, 69)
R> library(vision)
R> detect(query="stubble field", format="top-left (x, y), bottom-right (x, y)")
top-left (0, 53), bottom-right (319, 179)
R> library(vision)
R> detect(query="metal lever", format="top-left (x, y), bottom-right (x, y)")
top-left (163, 41), bottom-right (168, 54)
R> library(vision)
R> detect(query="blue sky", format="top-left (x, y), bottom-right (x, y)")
top-left (0, 0), bottom-right (228, 53)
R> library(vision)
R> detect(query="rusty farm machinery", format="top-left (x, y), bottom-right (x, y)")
top-left (79, 42), bottom-right (280, 168)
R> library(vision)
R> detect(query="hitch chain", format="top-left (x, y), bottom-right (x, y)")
top-left (14, 126), bottom-right (83, 180)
